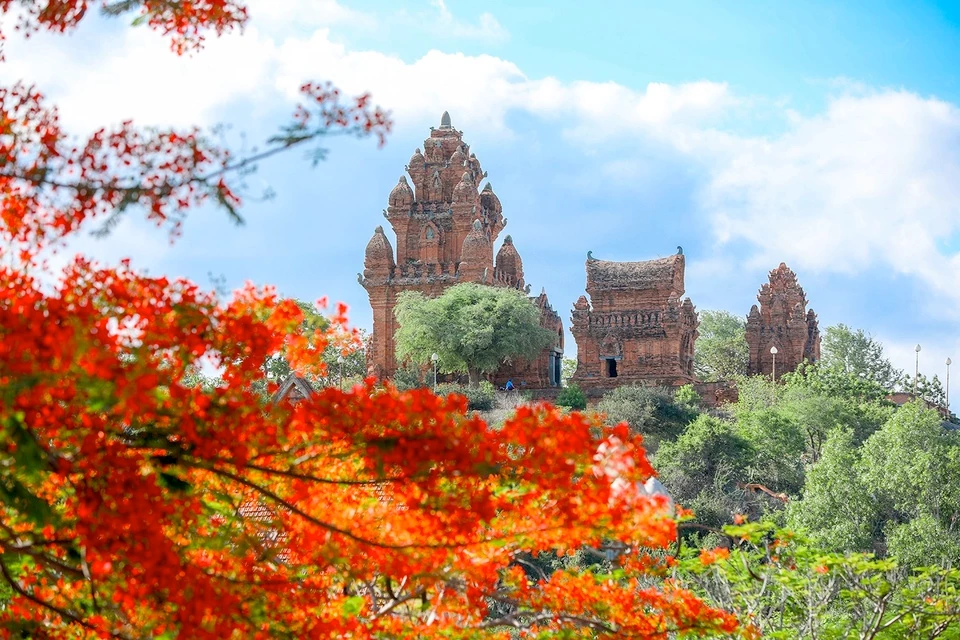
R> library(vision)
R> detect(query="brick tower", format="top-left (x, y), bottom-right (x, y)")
top-left (745, 263), bottom-right (820, 379)
top-left (570, 249), bottom-right (698, 391)
top-left (360, 112), bottom-right (563, 386)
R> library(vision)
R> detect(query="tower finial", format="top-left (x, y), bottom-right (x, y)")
top-left (440, 111), bottom-right (452, 128)
top-left (677, 245), bottom-right (683, 256)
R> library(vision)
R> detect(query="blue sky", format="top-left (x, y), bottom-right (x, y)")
top-left (2, 0), bottom-right (959, 397)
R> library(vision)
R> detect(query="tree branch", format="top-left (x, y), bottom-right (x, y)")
top-left (0, 557), bottom-right (128, 639)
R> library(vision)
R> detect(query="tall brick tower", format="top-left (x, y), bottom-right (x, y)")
top-left (360, 112), bottom-right (563, 385)
top-left (745, 263), bottom-right (820, 379)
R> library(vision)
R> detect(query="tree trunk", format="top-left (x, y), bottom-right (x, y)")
top-left (468, 368), bottom-right (480, 388)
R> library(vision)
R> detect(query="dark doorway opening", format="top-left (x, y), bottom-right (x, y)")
top-left (554, 354), bottom-right (562, 387)
top-left (606, 358), bottom-right (618, 378)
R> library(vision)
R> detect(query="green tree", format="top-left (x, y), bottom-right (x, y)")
top-left (858, 401), bottom-right (960, 566)
top-left (694, 310), bottom-right (749, 382)
top-left (560, 357), bottom-right (578, 387)
top-left (393, 359), bottom-right (432, 391)
top-left (655, 415), bottom-right (754, 530)
top-left (734, 408), bottom-right (806, 497)
top-left (729, 375), bottom-right (779, 416)
top-left (779, 372), bottom-right (893, 459)
top-left (675, 384), bottom-right (702, 412)
top-left (820, 323), bottom-right (903, 389)
top-left (394, 283), bottom-right (555, 387)
top-left (787, 427), bottom-right (878, 553)
top-left (900, 372), bottom-right (948, 406)
top-left (784, 360), bottom-right (892, 405)
top-left (790, 402), bottom-right (960, 567)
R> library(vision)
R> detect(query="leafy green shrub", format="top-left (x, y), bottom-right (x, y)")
top-left (436, 382), bottom-right (495, 411)
top-left (675, 384), bottom-right (702, 411)
top-left (556, 384), bottom-right (587, 410)
top-left (597, 385), bottom-right (698, 451)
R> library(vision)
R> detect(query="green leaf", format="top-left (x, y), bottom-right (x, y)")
top-left (158, 471), bottom-right (190, 492)
top-left (341, 596), bottom-right (365, 617)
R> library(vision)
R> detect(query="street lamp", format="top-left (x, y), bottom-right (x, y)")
top-left (947, 357), bottom-right (952, 413)
top-left (914, 344), bottom-right (921, 396)
top-left (770, 345), bottom-right (778, 381)
top-left (337, 354), bottom-right (345, 391)
top-left (431, 352), bottom-right (439, 393)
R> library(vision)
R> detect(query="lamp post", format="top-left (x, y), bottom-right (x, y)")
top-left (914, 344), bottom-right (921, 397)
top-left (770, 345), bottom-right (778, 381)
top-left (337, 355), bottom-right (345, 391)
top-left (431, 353), bottom-right (439, 393)
top-left (947, 357), bottom-right (952, 413)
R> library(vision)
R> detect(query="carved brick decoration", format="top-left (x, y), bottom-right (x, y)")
top-left (745, 263), bottom-right (820, 379)
top-left (360, 113), bottom-right (563, 387)
top-left (570, 251), bottom-right (698, 391)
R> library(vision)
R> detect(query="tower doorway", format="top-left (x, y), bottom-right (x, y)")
top-left (606, 358), bottom-right (618, 378)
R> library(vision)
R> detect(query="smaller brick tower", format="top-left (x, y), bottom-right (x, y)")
top-left (570, 249), bottom-right (698, 391)
top-left (745, 263), bottom-right (820, 379)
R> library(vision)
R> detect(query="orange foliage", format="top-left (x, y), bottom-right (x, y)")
top-left (0, 2), bottom-right (738, 638)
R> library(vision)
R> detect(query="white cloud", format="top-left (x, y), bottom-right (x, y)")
top-left (701, 90), bottom-right (960, 311)
top-left (427, 0), bottom-right (507, 42)
top-left (0, 9), bottom-right (730, 141)
top-left (0, 22), bottom-right (276, 132)
top-left (271, 36), bottom-right (733, 139)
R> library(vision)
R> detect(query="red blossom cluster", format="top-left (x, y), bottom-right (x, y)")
top-left (0, 1), bottom-right (248, 57)
top-left (298, 82), bottom-right (393, 148)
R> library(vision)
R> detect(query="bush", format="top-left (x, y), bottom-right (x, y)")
top-left (393, 361), bottom-right (430, 391)
top-left (675, 384), bottom-right (702, 411)
top-left (597, 385), bottom-right (698, 451)
top-left (436, 381), bottom-right (495, 411)
top-left (556, 384), bottom-right (587, 410)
